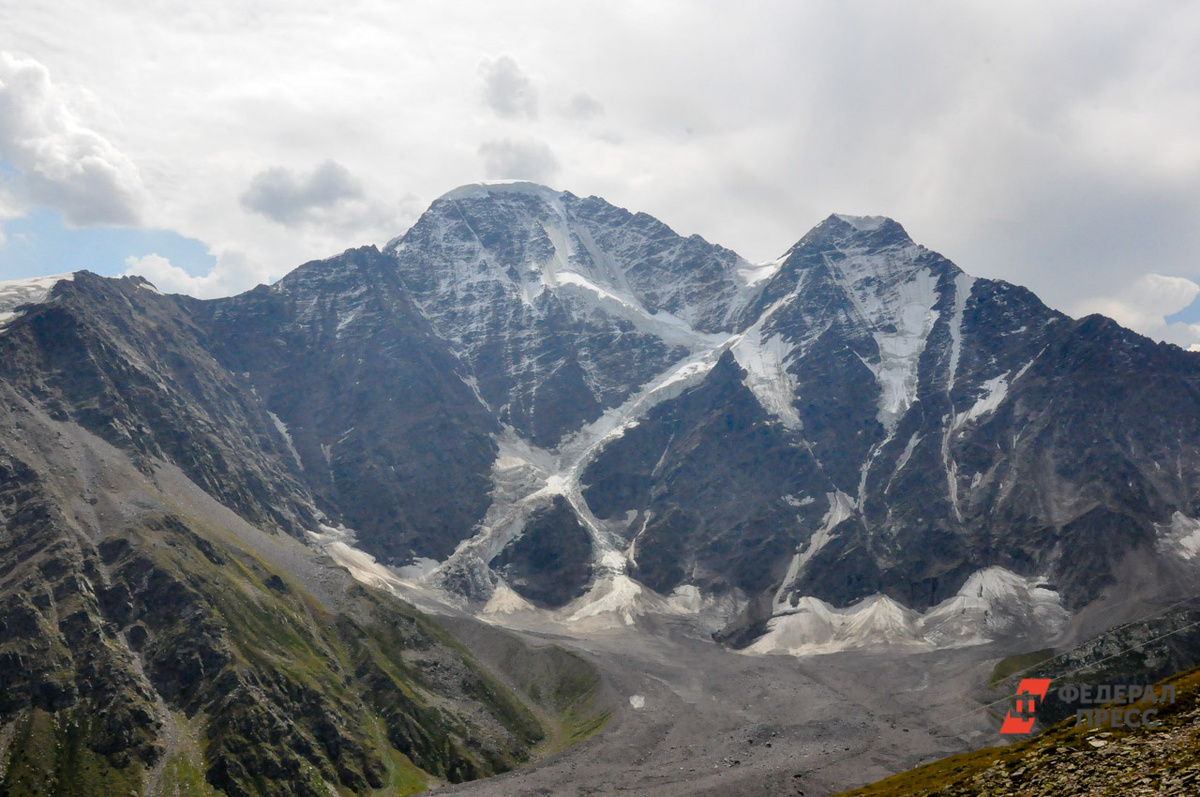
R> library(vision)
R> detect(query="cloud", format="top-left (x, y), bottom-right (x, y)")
top-left (124, 251), bottom-right (269, 300)
top-left (240, 160), bottom-right (365, 226)
top-left (0, 52), bottom-right (146, 226)
top-left (480, 55), bottom-right (538, 119)
top-left (1073, 273), bottom-right (1200, 347)
top-left (479, 139), bottom-right (560, 184)
top-left (3, 4), bottom-right (1200, 317)
top-left (564, 92), bottom-right (604, 121)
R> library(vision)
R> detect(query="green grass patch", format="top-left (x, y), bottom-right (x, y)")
top-left (371, 743), bottom-right (429, 796)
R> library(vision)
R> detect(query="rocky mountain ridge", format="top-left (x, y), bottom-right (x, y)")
top-left (6, 181), bottom-right (1200, 665)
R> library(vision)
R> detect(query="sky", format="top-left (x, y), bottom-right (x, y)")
top-left (1, 1), bottom-right (1199, 345)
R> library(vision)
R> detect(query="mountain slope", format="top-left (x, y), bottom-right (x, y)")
top-left (838, 663), bottom-right (1200, 796)
top-left (0, 272), bottom-right (320, 537)
top-left (0, 274), bottom-right (604, 797)
top-left (197, 245), bottom-right (499, 564)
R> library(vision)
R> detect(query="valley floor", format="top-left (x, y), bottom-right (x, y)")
top-left (437, 616), bottom-right (1010, 797)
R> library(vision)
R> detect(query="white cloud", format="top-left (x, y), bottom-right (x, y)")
top-left (480, 55), bottom-right (538, 120)
top-left (1073, 273), bottom-right (1200, 347)
top-left (0, 52), bottom-right (146, 225)
top-left (0, 3), bottom-right (1197, 313)
top-left (479, 139), bottom-right (560, 183)
top-left (240, 160), bottom-right (365, 226)
top-left (124, 252), bottom-right (269, 300)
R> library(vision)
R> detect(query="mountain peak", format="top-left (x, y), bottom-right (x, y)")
top-left (436, 180), bottom-right (567, 204)
top-left (832, 213), bottom-right (891, 232)
top-left (820, 213), bottom-right (912, 245)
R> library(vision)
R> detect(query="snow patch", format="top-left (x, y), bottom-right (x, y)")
top-left (922, 567), bottom-right (1068, 646)
top-left (952, 374), bottom-right (1009, 430)
top-left (310, 525), bottom-right (405, 592)
top-left (438, 180), bottom-right (562, 203)
top-left (772, 491), bottom-right (855, 607)
top-left (736, 256), bottom-right (785, 288)
top-left (267, 411), bottom-right (303, 469)
top-left (893, 432), bottom-right (922, 477)
top-left (827, 249), bottom-right (940, 430)
top-left (747, 594), bottom-right (927, 656)
top-left (628, 695), bottom-right (646, 709)
top-left (732, 328), bottom-right (800, 428)
top-left (335, 305), bottom-right (362, 334)
top-left (0, 273), bottom-right (75, 328)
top-left (833, 214), bottom-right (888, 232)
top-left (1155, 512), bottom-right (1200, 561)
top-left (946, 273), bottom-right (976, 387)
top-left (560, 574), bottom-right (731, 629)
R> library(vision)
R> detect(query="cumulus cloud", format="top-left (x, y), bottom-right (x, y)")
top-left (479, 139), bottom-right (559, 183)
top-left (240, 160), bottom-right (365, 226)
top-left (480, 55), bottom-right (538, 119)
top-left (124, 251), bottom-right (269, 300)
top-left (1073, 273), bottom-right (1200, 347)
top-left (0, 52), bottom-right (146, 226)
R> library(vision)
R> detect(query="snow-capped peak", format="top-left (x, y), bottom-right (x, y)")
top-left (436, 180), bottom-right (565, 204)
top-left (832, 213), bottom-right (890, 232)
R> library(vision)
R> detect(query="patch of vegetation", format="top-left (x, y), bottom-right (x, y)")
top-left (837, 664), bottom-right (1200, 796)
top-left (0, 708), bottom-right (144, 797)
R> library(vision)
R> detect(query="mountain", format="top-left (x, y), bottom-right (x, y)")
top-left (4, 181), bottom-right (1200, 793)
top-left (0, 272), bottom-right (606, 796)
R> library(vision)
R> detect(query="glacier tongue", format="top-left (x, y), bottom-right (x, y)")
top-left (748, 566), bottom-right (1066, 657)
top-left (428, 339), bottom-right (739, 605)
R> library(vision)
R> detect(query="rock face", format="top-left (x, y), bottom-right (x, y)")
top-left (5, 182), bottom-right (1200, 791)
top-left (197, 245), bottom-right (499, 564)
top-left (384, 183), bottom-right (749, 447)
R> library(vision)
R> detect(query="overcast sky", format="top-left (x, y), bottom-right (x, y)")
top-left (2, 1), bottom-right (1199, 345)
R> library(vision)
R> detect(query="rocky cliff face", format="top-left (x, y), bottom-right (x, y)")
top-left (197, 245), bottom-right (499, 565)
top-left (0, 273), bottom-right (319, 536)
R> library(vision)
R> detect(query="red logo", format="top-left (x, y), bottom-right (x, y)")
top-left (1000, 678), bottom-right (1052, 734)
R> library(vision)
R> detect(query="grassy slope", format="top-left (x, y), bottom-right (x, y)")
top-left (838, 664), bottom-right (1200, 796)
top-left (0, 497), bottom-right (551, 797)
